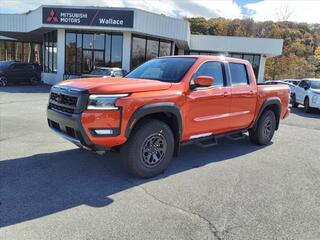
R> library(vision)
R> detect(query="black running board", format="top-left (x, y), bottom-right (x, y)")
top-left (181, 129), bottom-right (247, 148)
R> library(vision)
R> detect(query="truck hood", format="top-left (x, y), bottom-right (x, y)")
top-left (58, 77), bottom-right (172, 94)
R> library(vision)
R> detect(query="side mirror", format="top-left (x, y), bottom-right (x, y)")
top-left (304, 84), bottom-right (309, 90)
top-left (192, 76), bottom-right (214, 89)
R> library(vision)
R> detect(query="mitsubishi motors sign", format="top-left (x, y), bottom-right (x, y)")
top-left (42, 7), bottom-right (134, 28)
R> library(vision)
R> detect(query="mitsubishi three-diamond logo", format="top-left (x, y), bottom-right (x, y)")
top-left (47, 9), bottom-right (59, 23)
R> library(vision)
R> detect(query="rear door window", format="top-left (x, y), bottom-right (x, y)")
top-left (11, 64), bottom-right (25, 71)
top-left (229, 63), bottom-right (249, 85)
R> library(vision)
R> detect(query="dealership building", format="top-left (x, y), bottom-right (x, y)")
top-left (0, 5), bottom-right (283, 84)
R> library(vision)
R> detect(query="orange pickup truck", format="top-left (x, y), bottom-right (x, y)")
top-left (47, 56), bottom-right (290, 178)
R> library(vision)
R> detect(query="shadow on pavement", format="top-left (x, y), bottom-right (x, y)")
top-left (290, 106), bottom-right (320, 119)
top-left (0, 84), bottom-right (51, 94)
top-left (0, 137), bottom-right (266, 228)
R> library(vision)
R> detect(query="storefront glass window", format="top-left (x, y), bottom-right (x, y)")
top-left (94, 51), bottom-right (104, 67)
top-left (105, 34), bottom-right (111, 66)
top-left (131, 37), bottom-right (147, 69)
top-left (111, 35), bottom-right (123, 67)
top-left (66, 32), bottom-right (76, 74)
top-left (131, 35), bottom-right (173, 69)
top-left (83, 34), bottom-right (94, 49)
top-left (43, 31), bottom-right (57, 73)
top-left (146, 39), bottom-right (159, 60)
top-left (94, 33), bottom-right (105, 50)
top-left (0, 40), bottom-right (40, 65)
top-left (159, 41), bottom-right (172, 57)
top-left (65, 31), bottom-right (123, 75)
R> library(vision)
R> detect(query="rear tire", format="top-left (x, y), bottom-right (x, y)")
top-left (121, 119), bottom-right (174, 178)
top-left (249, 110), bottom-right (276, 145)
top-left (0, 76), bottom-right (8, 87)
top-left (304, 97), bottom-right (312, 113)
top-left (30, 76), bottom-right (39, 86)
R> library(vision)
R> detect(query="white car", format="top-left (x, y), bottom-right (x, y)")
top-left (292, 78), bottom-right (320, 112)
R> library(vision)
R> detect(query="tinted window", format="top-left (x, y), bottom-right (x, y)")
top-left (126, 57), bottom-right (196, 83)
top-left (25, 64), bottom-right (35, 70)
top-left (194, 62), bottom-right (224, 86)
top-left (11, 64), bottom-right (25, 70)
top-left (310, 81), bottom-right (320, 89)
top-left (298, 80), bottom-right (305, 88)
top-left (229, 63), bottom-right (249, 85)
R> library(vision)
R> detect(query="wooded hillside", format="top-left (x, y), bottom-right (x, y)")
top-left (187, 17), bottom-right (320, 80)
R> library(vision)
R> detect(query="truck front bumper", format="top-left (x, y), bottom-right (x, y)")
top-left (47, 109), bottom-right (126, 151)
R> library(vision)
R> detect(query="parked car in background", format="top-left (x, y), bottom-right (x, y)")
top-left (265, 80), bottom-right (296, 93)
top-left (292, 78), bottom-right (320, 112)
top-left (0, 61), bottom-right (41, 87)
top-left (81, 67), bottom-right (127, 79)
top-left (283, 79), bottom-right (300, 86)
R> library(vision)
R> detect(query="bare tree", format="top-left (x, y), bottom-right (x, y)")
top-left (275, 4), bottom-right (294, 21)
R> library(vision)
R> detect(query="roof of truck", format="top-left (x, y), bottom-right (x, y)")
top-left (161, 55), bottom-right (250, 64)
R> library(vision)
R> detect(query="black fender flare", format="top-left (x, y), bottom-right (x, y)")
top-left (125, 102), bottom-right (183, 138)
top-left (254, 97), bottom-right (281, 130)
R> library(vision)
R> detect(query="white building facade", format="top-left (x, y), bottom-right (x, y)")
top-left (0, 5), bottom-right (283, 84)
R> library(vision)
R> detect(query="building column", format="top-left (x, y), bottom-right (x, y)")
top-left (122, 32), bottom-right (131, 71)
top-left (56, 29), bottom-right (65, 82)
top-left (257, 55), bottom-right (267, 83)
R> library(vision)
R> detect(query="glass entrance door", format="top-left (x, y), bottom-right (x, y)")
top-left (82, 50), bottom-right (93, 73)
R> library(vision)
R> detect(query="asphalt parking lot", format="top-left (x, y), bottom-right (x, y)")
top-left (1, 85), bottom-right (320, 240)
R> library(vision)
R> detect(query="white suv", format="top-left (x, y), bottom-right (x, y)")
top-left (292, 78), bottom-right (320, 112)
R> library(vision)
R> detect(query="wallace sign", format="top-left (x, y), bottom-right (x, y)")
top-left (42, 7), bottom-right (134, 28)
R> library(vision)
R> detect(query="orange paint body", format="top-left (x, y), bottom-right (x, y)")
top-left (54, 56), bottom-right (289, 148)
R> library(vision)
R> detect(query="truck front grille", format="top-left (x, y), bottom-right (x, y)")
top-left (50, 92), bottom-right (78, 107)
top-left (48, 103), bottom-right (74, 114)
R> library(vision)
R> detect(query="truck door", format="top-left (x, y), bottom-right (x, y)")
top-left (185, 61), bottom-right (232, 139)
top-left (228, 62), bottom-right (257, 130)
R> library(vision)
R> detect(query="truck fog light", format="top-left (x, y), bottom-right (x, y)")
top-left (94, 129), bottom-right (114, 135)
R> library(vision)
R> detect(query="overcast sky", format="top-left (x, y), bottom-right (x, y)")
top-left (1, 0), bottom-right (320, 24)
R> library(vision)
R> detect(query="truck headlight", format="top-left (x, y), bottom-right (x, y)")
top-left (312, 95), bottom-right (318, 104)
top-left (87, 94), bottom-right (128, 110)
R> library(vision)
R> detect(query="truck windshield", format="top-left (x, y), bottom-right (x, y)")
top-left (126, 57), bottom-right (197, 82)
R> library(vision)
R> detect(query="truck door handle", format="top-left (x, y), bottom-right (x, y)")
top-left (249, 90), bottom-right (254, 95)
top-left (223, 92), bottom-right (229, 97)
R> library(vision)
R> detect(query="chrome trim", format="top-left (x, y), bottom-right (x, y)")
top-left (189, 132), bottom-right (213, 139)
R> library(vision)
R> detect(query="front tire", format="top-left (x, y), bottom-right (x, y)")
top-left (249, 110), bottom-right (276, 145)
top-left (122, 119), bottom-right (174, 178)
top-left (304, 97), bottom-right (312, 113)
top-left (291, 94), bottom-right (299, 108)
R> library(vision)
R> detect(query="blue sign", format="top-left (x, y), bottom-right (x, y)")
top-left (43, 7), bottom-right (134, 28)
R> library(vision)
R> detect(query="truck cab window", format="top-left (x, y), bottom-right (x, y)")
top-left (229, 63), bottom-right (249, 85)
top-left (193, 61), bottom-right (224, 86)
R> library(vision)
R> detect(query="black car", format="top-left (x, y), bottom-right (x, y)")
top-left (0, 61), bottom-right (41, 87)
